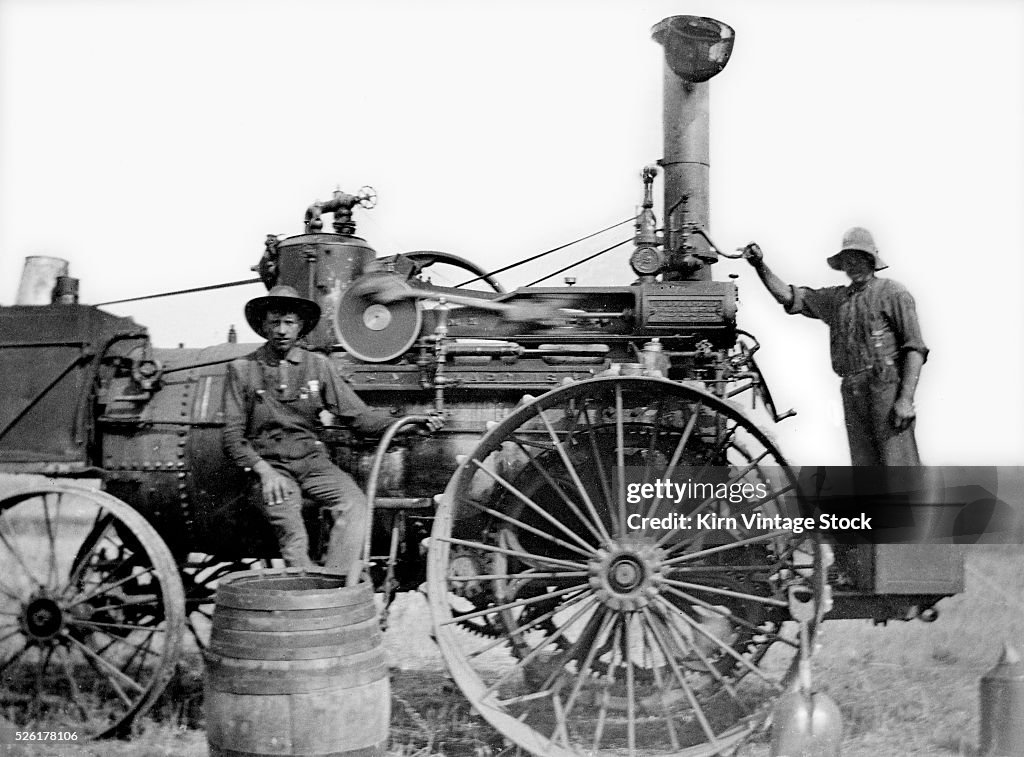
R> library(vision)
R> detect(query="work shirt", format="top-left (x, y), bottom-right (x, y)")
top-left (786, 277), bottom-right (929, 380)
top-left (222, 344), bottom-right (393, 469)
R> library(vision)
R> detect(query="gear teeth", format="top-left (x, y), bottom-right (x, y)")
top-left (518, 394), bottom-right (537, 406)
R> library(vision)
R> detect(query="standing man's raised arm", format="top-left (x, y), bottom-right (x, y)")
top-left (743, 242), bottom-right (794, 309)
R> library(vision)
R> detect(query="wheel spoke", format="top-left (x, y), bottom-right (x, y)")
top-left (649, 599), bottom-right (748, 707)
top-left (664, 481), bottom-right (797, 556)
top-left (653, 595), bottom-right (783, 689)
top-left (63, 511), bottom-right (109, 596)
top-left (57, 644), bottom-right (90, 721)
top-left (653, 450), bottom-right (773, 549)
top-left (86, 595), bottom-right (164, 613)
top-left (458, 496), bottom-right (594, 559)
top-left (536, 407), bottom-right (612, 545)
top-left (581, 401), bottom-right (616, 514)
top-left (615, 383), bottom-right (628, 538)
top-left (636, 616), bottom-right (681, 749)
top-left (0, 623), bottom-right (23, 642)
top-left (122, 629), bottom-right (159, 679)
top-left (30, 645), bottom-right (57, 722)
top-left (663, 529), bottom-right (793, 567)
top-left (65, 565), bottom-right (159, 609)
top-left (641, 398), bottom-right (664, 490)
top-left (623, 613), bottom-right (637, 756)
top-left (659, 583), bottom-right (798, 650)
top-left (41, 494), bottom-right (59, 589)
top-left (642, 401), bottom-right (702, 531)
top-left (67, 617), bottom-right (167, 636)
top-left (435, 536), bottom-right (588, 571)
top-left (0, 519), bottom-right (46, 591)
top-left (591, 618), bottom-right (622, 754)
top-left (63, 633), bottom-right (146, 695)
top-left (482, 595), bottom-right (601, 700)
top-left (509, 442), bottom-right (607, 548)
top-left (467, 461), bottom-right (598, 555)
top-left (0, 578), bottom-right (24, 602)
top-left (449, 571), bottom-right (590, 583)
top-left (439, 584), bottom-right (589, 627)
top-left (556, 609), bottom-right (616, 727)
top-left (640, 606), bottom-right (723, 750)
top-left (657, 576), bottom-right (788, 608)
top-left (467, 587), bottom-right (597, 660)
top-left (0, 639), bottom-right (31, 678)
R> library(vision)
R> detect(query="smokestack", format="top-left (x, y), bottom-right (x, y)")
top-left (52, 276), bottom-right (80, 305)
top-left (15, 256), bottom-right (70, 305)
top-left (651, 16), bottom-right (734, 280)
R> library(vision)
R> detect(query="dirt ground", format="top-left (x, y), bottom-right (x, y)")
top-left (5, 547), bottom-right (1019, 757)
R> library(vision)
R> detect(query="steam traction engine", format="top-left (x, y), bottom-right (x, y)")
top-left (0, 16), bottom-right (961, 757)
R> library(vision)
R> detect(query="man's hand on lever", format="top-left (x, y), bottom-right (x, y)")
top-left (742, 242), bottom-right (763, 266)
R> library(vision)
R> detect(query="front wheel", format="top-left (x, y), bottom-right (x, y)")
top-left (426, 376), bottom-right (829, 757)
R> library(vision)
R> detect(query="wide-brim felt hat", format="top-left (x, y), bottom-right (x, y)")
top-left (827, 226), bottom-right (888, 271)
top-left (244, 285), bottom-right (321, 337)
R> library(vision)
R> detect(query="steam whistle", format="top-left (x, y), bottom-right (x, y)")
top-left (304, 185), bottom-right (378, 234)
top-left (770, 587), bottom-right (843, 756)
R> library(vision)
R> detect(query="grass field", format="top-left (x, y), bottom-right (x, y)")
top-left (4, 545), bottom-right (1021, 757)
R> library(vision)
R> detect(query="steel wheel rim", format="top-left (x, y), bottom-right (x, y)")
top-left (0, 484), bottom-right (185, 737)
top-left (427, 376), bottom-right (826, 757)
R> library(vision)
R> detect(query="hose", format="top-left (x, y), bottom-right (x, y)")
top-left (349, 414), bottom-right (436, 586)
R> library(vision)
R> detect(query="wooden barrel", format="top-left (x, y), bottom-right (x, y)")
top-left (204, 569), bottom-right (389, 757)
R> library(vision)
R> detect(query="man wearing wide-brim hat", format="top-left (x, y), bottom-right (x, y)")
top-left (222, 285), bottom-right (397, 574)
top-left (742, 228), bottom-right (928, 466)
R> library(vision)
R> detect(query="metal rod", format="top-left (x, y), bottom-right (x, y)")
top-left (94, 278), bottom-right (261, 307)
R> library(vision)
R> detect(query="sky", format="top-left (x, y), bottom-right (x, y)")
top-left (1, 0), bottom-right (1022, 467)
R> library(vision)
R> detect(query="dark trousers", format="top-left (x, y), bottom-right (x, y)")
top-left (841, 373), bottom-right (921, 466)
top-left (256, 452), bottom-right (368, 575)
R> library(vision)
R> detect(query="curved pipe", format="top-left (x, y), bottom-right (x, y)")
top-left (350, 414), bottom-right (435, 585)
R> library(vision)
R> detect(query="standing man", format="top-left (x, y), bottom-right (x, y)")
top-left (743, 227), bottom-right (928, 465)
top-left (222, 285), bottom-right (423, 576)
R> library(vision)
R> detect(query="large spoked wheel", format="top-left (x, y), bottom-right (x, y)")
top-left (179, 553), bottom-right (270, 650)
top-left (0, 479), bottom-right (185, 737)
top-left (427, 376), bottom-right (828, 757)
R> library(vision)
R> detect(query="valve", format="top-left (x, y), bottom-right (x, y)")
top-left (304, 186), bottom-right (377, 234)
top-left (631, 165), bottom-right (664, 278)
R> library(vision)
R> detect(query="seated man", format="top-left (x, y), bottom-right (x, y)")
top-left (222, 285), bottom-right (398, 576)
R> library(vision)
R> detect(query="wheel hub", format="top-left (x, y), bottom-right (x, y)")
top-left (589, 539), bottom-right (664, 611)
top-left (20, 594), bottom-right (64, 640)
top-left (608, 556), bottom-right (644, 592)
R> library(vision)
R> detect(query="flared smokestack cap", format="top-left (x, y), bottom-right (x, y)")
top-left (651, 16), bottom-right (734, 83)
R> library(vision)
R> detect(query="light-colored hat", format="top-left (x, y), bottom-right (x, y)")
top-left (244, 285), bottom-right (321, 337)
top-left (827, 227), bottom-right (888, 271)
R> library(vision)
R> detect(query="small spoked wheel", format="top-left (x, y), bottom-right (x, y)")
top-left (0, 480), bottom-right (185, 737)
top-left (427, 376), bottom-right (828, 757)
